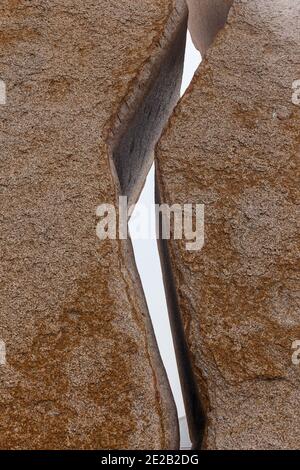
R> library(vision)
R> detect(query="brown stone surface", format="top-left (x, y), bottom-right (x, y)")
top-left (187, 0), bottom-right (233, 55)
top-left (0, 0), bottom-right (188, 449)
top-left (156, 0), bottom-right (300, 449)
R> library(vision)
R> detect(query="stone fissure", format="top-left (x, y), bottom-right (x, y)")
top-left (1, 0), bottom-right (298, 451)
top-left (156, 0), bottom-right (300, 450)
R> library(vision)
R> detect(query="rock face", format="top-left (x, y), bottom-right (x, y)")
top-left (187, 0), bottom-right (233, 55)
top-left (0, 0), bottom-right (187, 449)
top-left (156, 0), bottom-right (300, 449)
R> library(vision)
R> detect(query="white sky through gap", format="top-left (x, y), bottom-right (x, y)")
top-left (129, 32), bottom-right (201, 444)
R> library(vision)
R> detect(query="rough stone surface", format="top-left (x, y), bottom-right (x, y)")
top-left (157, 0), bottom-right (300, 449)
top-left (0, 0), bottom-right (187, 449)
top-left (187, 0), bottom-right (233, 55)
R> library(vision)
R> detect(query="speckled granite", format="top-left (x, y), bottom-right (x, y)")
top-left (0, 0), bottom-right (188, 449)
top-left (157, 0), bottom-right (300, 449)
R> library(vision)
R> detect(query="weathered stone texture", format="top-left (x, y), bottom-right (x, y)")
top-left (157, 0), bottom-right (300, 449)
top-left (187, 0), bottom-right (233, 55)
top-left (0, 0), bottom-right (187, 449)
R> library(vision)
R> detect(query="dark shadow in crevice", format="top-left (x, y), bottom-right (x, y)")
top-left (111, 9), bottom-right (188, 208)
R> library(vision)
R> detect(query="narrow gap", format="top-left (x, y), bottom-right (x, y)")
top-left (129, 31), bottom-right (201, 450)
top-left (154, 2), bottom-right (233, 450)
top-left (111, 0), bottom-right (233, 449)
